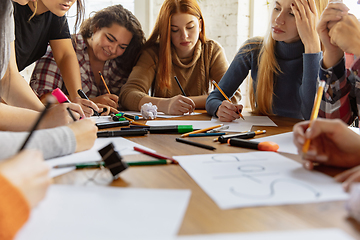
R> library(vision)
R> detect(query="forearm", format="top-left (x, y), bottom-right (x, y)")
top-left (189, 95), bottom-right (207, 109)
top-left (138, 95), bottom-right (166, 112)
top-left (0, 104), bottom-right (41, 131)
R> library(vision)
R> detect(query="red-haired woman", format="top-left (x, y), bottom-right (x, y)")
top-left (119, 0), bottom-right (240, 115)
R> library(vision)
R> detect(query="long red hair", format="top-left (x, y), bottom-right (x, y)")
top-left (144, 0), bottom-right (206, 89)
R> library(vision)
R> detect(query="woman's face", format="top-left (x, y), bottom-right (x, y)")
top-left (170, 13), bottom-right (202, 58)
top-left (38, 0), bottom-right (76, 17)
top-left (271, 0), bottom-right (300, 43)
top-left (89, 24), bottom-right (133, 62)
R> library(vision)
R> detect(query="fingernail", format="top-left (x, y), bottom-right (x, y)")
top-left (306, 149), bottom-right (317, 156)
top-left (315, 155), bottom-right (328, 162)
top-left (304, 161), bottom-right (312, 170)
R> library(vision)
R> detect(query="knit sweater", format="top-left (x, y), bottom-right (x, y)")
top-left (0, 174), bottom-right (30, 240)
top-left (206, 37), bottom-right (322, 120)
top-left (119, 39), bottom-right (241, 110)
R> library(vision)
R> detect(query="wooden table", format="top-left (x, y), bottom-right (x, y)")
top-left (55, 111), bottom-right (360, 239)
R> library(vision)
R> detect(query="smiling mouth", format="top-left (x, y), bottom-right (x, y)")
top-left (103, 49), bottom-right (111, 56)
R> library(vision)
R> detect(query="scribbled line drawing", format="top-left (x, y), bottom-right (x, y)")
top-left (203, 154), bottom-right (267, 164)
top-left (230, 178), bottom-right (321, 200)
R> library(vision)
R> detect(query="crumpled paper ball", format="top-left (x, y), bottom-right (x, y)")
top-left (141, 102), bottom-right (158, 120)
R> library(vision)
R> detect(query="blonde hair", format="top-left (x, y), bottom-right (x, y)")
top-left (144, 0), bottom-right (206, 89)
top-left (249, 0), bottom-right (328, 115)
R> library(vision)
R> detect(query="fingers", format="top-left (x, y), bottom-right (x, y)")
top-left (216, 101), bottom-right (242, 122)
top-left (338, 169), bottom-right (360, 192)
top-left (169, 96), bottom-right (195, 115)
top-left (74, 98), bottom-right (99, 117)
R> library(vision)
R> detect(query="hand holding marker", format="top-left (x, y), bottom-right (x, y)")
top-left (77, 89), bottom-right (100, 116)
top-left (52, 88), bottom-right (82, 121)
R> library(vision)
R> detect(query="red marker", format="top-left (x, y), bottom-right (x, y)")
top-left (227, 138), bottom-right (279, 152)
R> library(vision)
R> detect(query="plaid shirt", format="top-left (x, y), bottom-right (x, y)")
top-left (30, 34), bottom-right (127, 99)
top-left (319, 57), bottom-right (359, 124)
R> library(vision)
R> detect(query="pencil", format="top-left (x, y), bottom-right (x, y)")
top-left (99, 71), bottom-right (111, 94)
top-left (302, 80), bottom-right (326, 153)
top-left (174, 76), bottom-right (186, 96)
top-left (212, 80), bottom-right (245, 120)
top-left (133, 146), bottom-right (178, 164)
top-left (181, 124), bottom-right (223, 138)
top-left (123, 116), bottom-right (149, 126)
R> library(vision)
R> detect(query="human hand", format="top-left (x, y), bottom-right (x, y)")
top-left (335, 165), bottom-right (360, 192)
top-left (292, 0), bottom-right (320, 53)
top-left (293, 118), bottom-right (360, 170)
top-left (316, 2), bottom-right (349, 68)
top-left (160, 95), bottom-right (195, 115)
top-left (216, 100), bottom-right (243, 122)
top-left (0, 150), bottom-right (51, 208)
top-left (91, 94), bottom-right (119, 114)
top-left (67, 118), bottom-right (97, 153)
top-left (72, 98), bottom-right (100, 117)
top-left (329, 13), bottom-right (360, 58)
top-left (39, 102), bottom-right (84, 129)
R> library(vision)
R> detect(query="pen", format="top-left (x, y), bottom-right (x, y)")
top-left (181, 124), bottom-right (223, 138)
top-left (77, 89), bottom-right (100, 116)
top-left (174, 76), bottom-right (186, 97)
top-left (122, 116), bottom-right (149, 126)
top-left (112, 115), bottom-right (126, 121)
top-left (54, 159), bottom-right (172, 169)
top-left (227, 138), bottom-right (279, 152)
top-left (188, 132), bottom-right (226, 137)
top-left (207, 125), bottom-right (229, 133)
top-left (133, 146), bottom-right (178, 164)
top-left (19, 100), bottom-right (52, 151)
top-left (302, 80), bottom-right (326, 153)
top-left (216, 130), bottom-right (266, 143)
top-left (212, 80), bottom-right (245, 120)
top-left (97, 129), bottom-right (148, 137)
top-left (99, 71), bottom-right (111, 94)
top-left (116, 112), bottom-right (140, 120)
top-left (66, 107), bottom-right (77, 122)
top-left (176, 138), bottom-right (216, 150)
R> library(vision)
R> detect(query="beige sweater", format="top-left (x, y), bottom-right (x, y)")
top-left (119, 40), bottom-right (241, 110)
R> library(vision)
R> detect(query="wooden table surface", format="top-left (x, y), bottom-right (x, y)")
top-left (55, 111), bottom-right (360, 239)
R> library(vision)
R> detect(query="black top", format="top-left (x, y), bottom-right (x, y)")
top-left (13, 2), bottom-right (70, 71)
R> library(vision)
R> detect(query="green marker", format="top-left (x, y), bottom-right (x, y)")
top-left (147, 125), bottom-right (193, 134)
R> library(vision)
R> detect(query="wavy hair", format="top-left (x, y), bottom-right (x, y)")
top-left (249, 0), bottom-right (328, 115)
top-left (144, 0), bottom-right (206, 89)
top-left (80, 4), bottom-right (145, 75)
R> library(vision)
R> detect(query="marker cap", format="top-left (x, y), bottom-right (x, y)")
top-left (52, 88), bottom-right (70, 103)
top-left (177, 125), bottom-right (194, 133)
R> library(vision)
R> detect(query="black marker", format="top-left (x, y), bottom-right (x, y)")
top-left (217, 130), bottom-right (266, 143)
top-left (77, 89), bottom-right (100, 116)
top-left (97, 129), bottom-right (148, 138)
top-left (175, 138), bottom-right (216, 150)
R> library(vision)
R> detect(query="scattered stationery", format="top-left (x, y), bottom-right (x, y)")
top-left (207, 125), bottom-right (229, 133)
top-left (189, 132), bottom-right (226, 137)
top-left (130, 125), bottom-right (194, 134)
top-left (97, 129), bottom-right (148, 138)
top-left (176, 138), bottom-right (216, 151)
top-left (302, 80), bottom-right (325, 153)
top-left (54, 159), bottom-right (172, 169)
top-left (116, 112), bottom-right (140, 120)
top-left (46, 138), bottom-right (157, 177)
top-left (252, 132), bottom-right (298, 155)
top-left (174, 152), bottom-right (348, 209)
top-left (134, 146), bottom-right (178, 164)
top-left (216, 130), bottom-right (266, 143)
top-left (181, 124), bottom-right (223, 138)
top-left (95, 121), bottom-right (129, 129)
top-left (15, 185), bottom-right (191, 240)
top-left (174, 229), bottom-right (355, 240)
top-left (228, 138), bottom-right (279, 152)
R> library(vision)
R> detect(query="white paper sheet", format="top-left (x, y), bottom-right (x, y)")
top-left (122, 110), bottom-right (201, 119)
top-left (252, 132), bottom-right (298, 155)
top-left (16, 185), bottom-right (191, 240)
top-left (145, 120), bottom-right (220, 129)
top-left (175, 152), bottom-right (348, 209)
top-left (46, 137), bottom-right (155, 176)
top-left (211, 116), bottom-right (277, 132)
top-left (174, 229), bottom-right (355, 240)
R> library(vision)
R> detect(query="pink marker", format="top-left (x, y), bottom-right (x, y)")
top-left (52, 88), bottom-right (70, 103)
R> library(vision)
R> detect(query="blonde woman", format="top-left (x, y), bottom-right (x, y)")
top-left (206, 0), bottom-right (328, 122)
top-left (119, 0), bottom-right (241, 115)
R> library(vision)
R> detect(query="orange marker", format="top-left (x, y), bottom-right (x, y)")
top-left (227, 138), bottom-right (279, 152)
top-left (302, 80), bottom-right (326, 153)
top-left (212, 80), bottom-right (245, 120)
